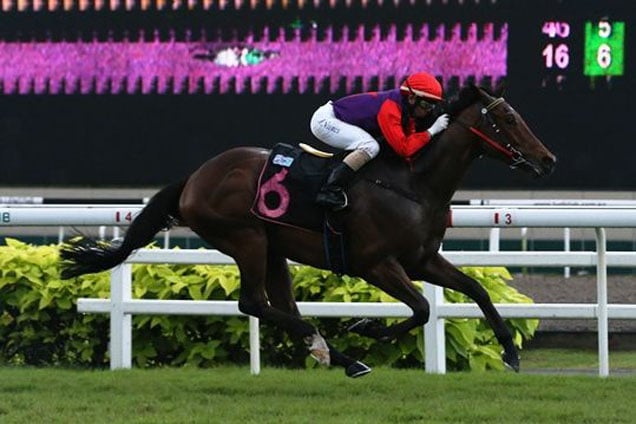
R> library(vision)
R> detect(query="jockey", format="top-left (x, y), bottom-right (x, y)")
top-left (310, 71), bottom-right (450, 210)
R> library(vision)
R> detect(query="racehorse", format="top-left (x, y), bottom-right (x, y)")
top-left (61, 85), bottom-right (556, 378)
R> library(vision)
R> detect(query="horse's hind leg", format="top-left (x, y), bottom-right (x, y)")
top-left (264, 249), bottom-right (300, 316)
top-left (264, 250), bottom-right (371, 378)
top-left (230, 231), bottom-right (313, 337)
top-left (417, 253), bottom-right (520, 371)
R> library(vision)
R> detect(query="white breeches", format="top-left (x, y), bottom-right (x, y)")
top-left (309, 101), bottom-right (380, 160)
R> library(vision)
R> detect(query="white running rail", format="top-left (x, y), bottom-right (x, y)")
top-left (3, 203), bottom-right (636, 376)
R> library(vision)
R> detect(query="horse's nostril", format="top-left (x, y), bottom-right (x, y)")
top-left (542, 156), bottom-right (556, 174)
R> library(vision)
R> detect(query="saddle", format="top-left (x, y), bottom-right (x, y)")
top-left (250, 143), bottom-right (349, 273)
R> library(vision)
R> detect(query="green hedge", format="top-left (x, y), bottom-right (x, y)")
top-left (0, 238), bottom-right (538, 371)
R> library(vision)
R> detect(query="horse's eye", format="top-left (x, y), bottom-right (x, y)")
top-left (505, 114), bottom-right (516, 125)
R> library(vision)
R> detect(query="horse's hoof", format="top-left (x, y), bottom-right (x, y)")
top-left (502, 350), bottom-right (520, 372)
top-left (345, 361), bottom-right (372, 378)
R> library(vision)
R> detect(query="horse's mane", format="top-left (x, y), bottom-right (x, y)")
top-left (443, 85), bottom-right (481, 118)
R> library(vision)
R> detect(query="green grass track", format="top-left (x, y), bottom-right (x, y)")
top-left (1, 364), bottom-right (635, 423)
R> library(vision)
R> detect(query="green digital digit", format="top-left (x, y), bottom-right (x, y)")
top-left (584, 21), bottom-right (625, 76)
top-left (1, 212), bottom-right (10, 223)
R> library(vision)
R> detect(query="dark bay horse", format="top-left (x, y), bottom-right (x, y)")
top-left (61, 85), bottom-right (556, 377)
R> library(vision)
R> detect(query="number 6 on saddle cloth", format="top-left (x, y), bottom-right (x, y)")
top-left (251, 143), bottom-right (349, 273)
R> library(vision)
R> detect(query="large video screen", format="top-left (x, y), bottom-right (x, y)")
top-left (0, 0), bottom-right (632, 188)
top-left (1, 1), bottom-right (509, 95)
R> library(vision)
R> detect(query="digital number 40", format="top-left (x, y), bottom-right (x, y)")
top-left (542, 21), bottom-right (571, 38)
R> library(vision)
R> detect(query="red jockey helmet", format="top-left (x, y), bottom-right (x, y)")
top-left (400, 72), bottom-right (443, 101)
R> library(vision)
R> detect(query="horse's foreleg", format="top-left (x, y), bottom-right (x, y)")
top-left (354, 259), bottom-right (431, 341)
top-left (416, 253), bottom-right (520, 371)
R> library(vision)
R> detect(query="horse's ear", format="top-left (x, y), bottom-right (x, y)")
top-left (493, 80), bottom-right (506, 97)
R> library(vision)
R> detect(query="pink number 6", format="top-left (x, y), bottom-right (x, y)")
top-left (257, 169), bottom-right (290, 218)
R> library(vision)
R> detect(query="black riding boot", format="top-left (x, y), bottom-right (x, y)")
top-left (316, 162), bottom-right (356, 211)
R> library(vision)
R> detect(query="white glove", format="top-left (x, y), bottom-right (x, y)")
top-left (427, 113), bottom-right (450, 136)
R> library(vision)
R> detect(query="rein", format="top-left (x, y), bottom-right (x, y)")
top-left (455, 97), bottom-right (527, 168)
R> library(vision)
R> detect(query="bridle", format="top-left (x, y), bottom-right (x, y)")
top-left (455, 97), bottom-right (528, 169)
top-left (367, 95), bottom-right (534, 202)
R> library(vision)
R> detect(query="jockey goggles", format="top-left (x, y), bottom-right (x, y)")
top-left (415, 97), bottom-right (437, 111)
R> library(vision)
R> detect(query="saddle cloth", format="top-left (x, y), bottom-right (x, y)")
top-left (251, 143), bottom-right (338, 232)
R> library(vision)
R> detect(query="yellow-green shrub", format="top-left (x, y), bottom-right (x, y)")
top-left (0, 238), bottom-right (537, 370)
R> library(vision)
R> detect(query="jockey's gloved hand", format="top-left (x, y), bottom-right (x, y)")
top-left (427, 113), bottom-right (450, 136)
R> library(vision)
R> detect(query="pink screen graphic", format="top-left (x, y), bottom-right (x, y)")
top-left (0, 23), bottom-right (507, 94)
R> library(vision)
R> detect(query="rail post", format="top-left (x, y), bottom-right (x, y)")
top-left (110, 264), bottom-right (132, 369)
top-left (595, 227), bottom-right (609, 377)
top-left (249, 317), bottom-right (261, 375)
top-left (424, 282), bottom-right (446, 373)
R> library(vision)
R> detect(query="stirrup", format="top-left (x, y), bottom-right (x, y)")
top-left (333, 193), bottom-right (348, 211)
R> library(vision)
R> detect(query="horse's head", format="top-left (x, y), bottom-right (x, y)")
top-left (451, 85), bottom-right (557, 177)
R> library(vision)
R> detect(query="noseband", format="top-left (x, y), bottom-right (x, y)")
top-left (456, 97), bottom-right (528, 169)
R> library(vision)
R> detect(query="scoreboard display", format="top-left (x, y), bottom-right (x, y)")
top-left (517, 3), bottom-right (628, 91)
top-left (536, 18), bottom-right (626, 83)
top-left (0, 0), bottom-right (632, 189)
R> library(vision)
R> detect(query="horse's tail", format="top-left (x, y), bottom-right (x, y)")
top-left (60, 179), bottom-right (187, 279)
